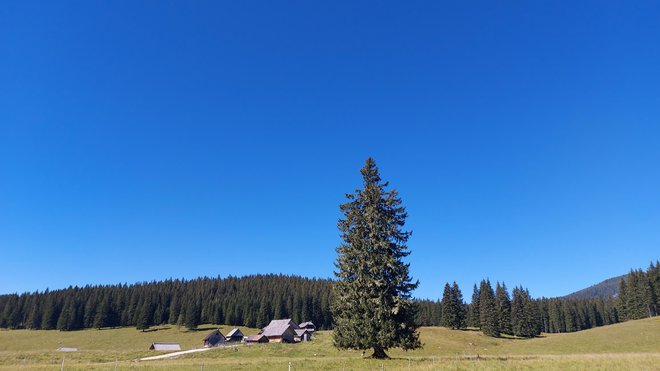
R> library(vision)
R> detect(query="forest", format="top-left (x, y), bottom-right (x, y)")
top-left (0, 261), bottom-right (657, 336)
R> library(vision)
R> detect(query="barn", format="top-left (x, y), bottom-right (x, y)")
top-left (203, 329), bottom-right (226, 347)
top-left (261, 319), bottom-right (299, 343)
top-left (225, 328), bottom-right (244, 342)
top-left (149, 342), bottom-right (181, 351)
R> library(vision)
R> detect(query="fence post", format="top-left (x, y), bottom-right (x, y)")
top-left (288, 361), bottom-right (291, 371)
top-left (114, 358), bottom-right (118, 371)
top-left (60, 357), bottom-right (65, 371)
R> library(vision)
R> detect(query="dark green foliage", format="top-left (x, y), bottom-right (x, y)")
top-left (617, 262), bottom-right (659, 320)
top-left (467, 284), bottom-right (480, 328)
top-left (415, 299), bottom-right (442, 326)
top-left (332, 158), bottom-right (421, 358)
top-left (511, 286), bottom-right (541, 337)
top-left (479, 279), bottom-right (499, 337)
top-left (135, 301), bottom-right (152, 331)
top-left (440, 282), bottom-right (466, 329)
top-left (495, 282), bottom-right (512, 336)
top-left (564, 275), bottom-right (625, 299)
top-left (0, 275), bottom-right (333, 331)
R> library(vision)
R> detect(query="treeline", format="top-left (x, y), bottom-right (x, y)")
top-left (416, 279), bottom-right (622, 338)
top-left (0, 274), bottom-right (333, 331)
top-left (1, 262), bottom-right (657, 333)
top-left (618, 261), bottom-right (659, 320)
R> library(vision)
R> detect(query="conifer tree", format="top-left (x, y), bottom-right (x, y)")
top-left (495, 282), bottom-right (512, 335)
top-left (479, 279), bottom-right (499, 337)
top-left (451, 281), bottom-right (466, 329)
top-left (468, 284), bottom-right (480, 328)
top-left (511, 286), bottom-right (541, 337)
top-left (440, 283), bottom-right (454, 328)
top-left (94, 296), bottom-right (111, 329)
top-left (332, 158), bottom-right (421, 359)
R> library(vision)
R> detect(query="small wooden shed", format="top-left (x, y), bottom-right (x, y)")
top-left (225, 328), bottom-right (244, 342)
top-left (299, 321), bottom-right (316, 333)
top-left (149, 342), bottom-right (181, 351)
top-left (294, 328), bottom-right (312, 342)
top-left (203, 329), bottom-right (226, 347)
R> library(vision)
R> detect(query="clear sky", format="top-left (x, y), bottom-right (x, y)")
top-left (1, 1), bottom-right (659, 300)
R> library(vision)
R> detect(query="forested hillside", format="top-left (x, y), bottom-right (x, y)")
top-left (564, 275), bottom-right (624, 299)
top-left (0, 275), bottom-right (333, 331)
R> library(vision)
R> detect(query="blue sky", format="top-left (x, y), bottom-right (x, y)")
top-left (1, 1), bottom-right (659, 300)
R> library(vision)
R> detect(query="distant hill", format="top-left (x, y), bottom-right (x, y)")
top-left (564, 275), bottom-right (625, 299)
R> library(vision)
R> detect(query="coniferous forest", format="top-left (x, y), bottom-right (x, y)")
top-left (0, 275), bottom-right (333, 331)
top-left (0, 262), bottom-right (657, 336)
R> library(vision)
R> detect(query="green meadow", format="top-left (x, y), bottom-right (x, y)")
top-left (0, 317), bottom-right (658, 370)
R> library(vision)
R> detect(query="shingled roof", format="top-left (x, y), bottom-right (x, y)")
top-left (226, 328), bottom-right (243, 338)
top-left (261, 319), bottom-right (299, 337)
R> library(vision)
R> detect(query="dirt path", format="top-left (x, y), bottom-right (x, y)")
top-left (139, 347), bottom-right (211, 361)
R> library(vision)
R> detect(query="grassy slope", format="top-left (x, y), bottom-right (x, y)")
top-left (0, 318), bottom-right (658, 370)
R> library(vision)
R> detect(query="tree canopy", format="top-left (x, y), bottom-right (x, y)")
top-left (332, 158), bottom-right (421, 358)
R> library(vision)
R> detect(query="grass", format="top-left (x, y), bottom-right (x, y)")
top-left (0, 317), bottom-right (658, 370)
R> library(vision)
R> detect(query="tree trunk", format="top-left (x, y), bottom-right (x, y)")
top-left (371, 346), bottom-right (390, 359)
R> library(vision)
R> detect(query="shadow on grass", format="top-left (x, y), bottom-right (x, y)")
top-left (189, 326), bottom-right (220, 332)
top-left (142, 326), bottom-right (172, 333)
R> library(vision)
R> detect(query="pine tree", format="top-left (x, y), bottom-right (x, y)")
top-left (451, 282), bottom-right (466, 329)
top-left (468, 284), bottom-right (480, 328)
top-left (135, 302), bottom-right (151, 331)
top-left (495, 282), bottom-right (512, 335)
top-left (511, 286), bottom-right (541, 337)
top-left (479, 279), bottom-right (499, 337)
top-left (332, 158), bottom-right (421, 359)
top-left (440, 283), bottom-right (454, 328)
top-left (93, 296), bottom-right (111, 329)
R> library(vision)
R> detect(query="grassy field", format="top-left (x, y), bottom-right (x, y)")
top-left (0, 317), bottom-right (658, 370)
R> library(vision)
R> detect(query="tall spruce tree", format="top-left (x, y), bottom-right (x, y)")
top-left (451, 281), bottom-right (466, 329)
top-left (495, 282), bottom-right (512, 335)
top-left (468, 284), bottom-right (481, 328)
top-left (479, 279), bottom-right (499, 337)
top-left (440, 283), bottom-right (454, 328)
top-left (332, 158), bottom-right (421, 359)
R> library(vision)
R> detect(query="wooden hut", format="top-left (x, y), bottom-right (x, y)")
top-left (203, 329), bottom-right (226, 347)
top-left (225, 328), bottom-right (244, 342)
top-left (294, 328), bottom-right (312, 342)
top-left (298, 321), bottom-right (316, 333)
top-left (261, 319), bottom-right (298, 343)
top-left (149, 342), bottom-right (181, 351)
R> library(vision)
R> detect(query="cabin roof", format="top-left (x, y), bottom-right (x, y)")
top-left (150, 342), bottom-right (181, 351)
top-left (226, 328), bottom-right (243, 337)
top-left (262, 319), bottom-right (298, 337)
top-left (203, 329), bottom-right (224, 341)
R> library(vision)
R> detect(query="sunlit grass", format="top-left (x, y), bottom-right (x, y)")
top-left (0, 317), bottom-right (658, 369)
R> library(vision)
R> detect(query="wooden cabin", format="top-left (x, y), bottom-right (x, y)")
top-left (298, 321), bottom-right (316, 333)
top-left (225, 328), bottom-right (244, 342)
top-left (261, 319), bottom-right (299, 343)
top-left (294, 328), bottom-right (312, 342)
top-left (149, 342), bottom-right (181, 351)
top-left (203, 329), bottom-right (226, 347)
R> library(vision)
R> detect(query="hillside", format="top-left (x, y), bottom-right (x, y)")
top-left (564, 275), bottom-right (624, 299)
top-left (0, 317), bottom-right (658, 370)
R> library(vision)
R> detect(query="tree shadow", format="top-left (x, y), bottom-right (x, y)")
top-left (142, 326), bottom-right (172, 333)
top-left (189, 326), bottom-right (219, 332)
